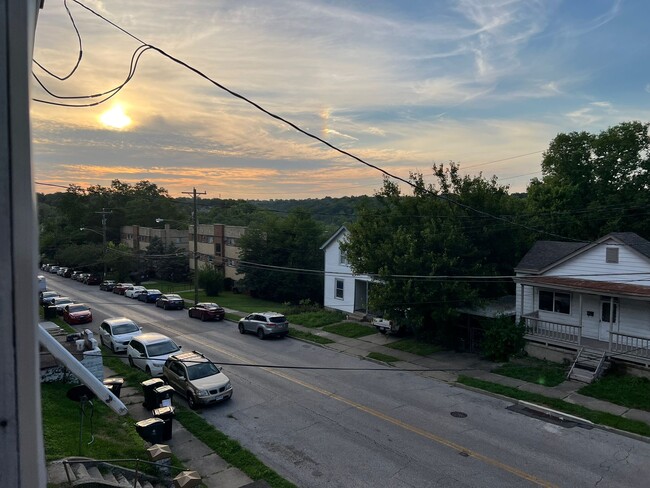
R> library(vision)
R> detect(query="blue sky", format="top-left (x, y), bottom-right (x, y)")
top-left (31, 0), bottom-right (650, 198)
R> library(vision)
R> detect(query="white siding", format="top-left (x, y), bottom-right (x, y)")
top-left (548, 238), bottom-right (650, 284)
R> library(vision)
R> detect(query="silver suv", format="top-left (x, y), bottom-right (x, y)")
top-left (238, 312), bottom-right (289, 339)
top-left (162, 351), bottom-right (232, 409)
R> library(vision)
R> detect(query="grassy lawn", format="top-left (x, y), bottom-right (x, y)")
top-left (322, 322), bottom-right (376, 338)
top-left (367, 352), bottom-right (399, 363)
top-left (386, 338), bottom-right (442, 356)
top-left (288, 328), bottom-right (335, 344)
top-left (579, 372), bottom-right (650, 411)
top-left (175, 289), bottom-right (282, 312)
top-left (493, 358), bottom-right (568, 387)
top-left (286, 311), bottom-right (346, 328)
top-left (457, 375), bottom-right (650, 437)
top-left (141, 280), bottom-right (193, 294)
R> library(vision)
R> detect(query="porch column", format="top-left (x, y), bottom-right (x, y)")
top-left (519, 283), bottom-right (524, 320)
top-left (578, 294), bottom-right (583, 345)
top-left (608, 296), bottom-right (614, 351)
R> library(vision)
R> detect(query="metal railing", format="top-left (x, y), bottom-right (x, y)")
top-left (523, 316), bottom-right (582, 345)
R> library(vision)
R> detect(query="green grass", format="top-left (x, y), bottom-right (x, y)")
top-left (457, 375), bottom-right (650, 437)
top-left (579, 372), bottom-right (650, 411)
top-left (141, 280), bottom-right (193, 294)
top-left (175, 408), bottom-right (296, 488)
top-left (322, 322), bottom-right (376, 338)
top-left (367, 352), bottom-right (399, 363)
top-left (386, 338), bottom-right (442, 356)
top-left (286, 311), bottom-right (346, 328)
top-left (288, 328), bottom-right (335, 344)
top-left (493, 358), bottom-right (568, 387)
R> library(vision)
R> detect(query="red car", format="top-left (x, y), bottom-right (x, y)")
top-left (188, 302), bottom-right (226, 321)
top-left (63, 303), bottom-right (93, 325)
top-left (112, 283), bottom-right (133, 295)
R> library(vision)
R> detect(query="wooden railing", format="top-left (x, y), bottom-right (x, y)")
top-left (610, 332), bottom-right (650, 361)
top-left (523, 316), bottom-right (582, 345)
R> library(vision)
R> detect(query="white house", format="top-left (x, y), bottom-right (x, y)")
top-left (320, 226), bottom-right (373, 316)
top-left (514, 232), bottom-right (650, 365)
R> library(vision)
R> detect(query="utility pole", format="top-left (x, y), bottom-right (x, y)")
top-left (182, 188), bottom-right (206, 306)
top-left (96, 208), bottom-right (112, 280)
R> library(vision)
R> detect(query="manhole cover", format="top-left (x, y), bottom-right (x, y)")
top-left (450, 411), bottom-right (467, 418)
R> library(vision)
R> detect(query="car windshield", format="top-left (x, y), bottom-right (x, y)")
top-left (202, 303), bottom-right (218, 309)
top-left (166, 294), bottom-right (181, 300)
top-left (68, 305), bottom-right (88, 312)
top-left (186, 362), bottom-right (220, 380)
top-left (113, 323), bottom-right (139, 335)
top-left (147, 340), bottom-right (179, 357)
top-left (269, 316), bottom-right (287, 323)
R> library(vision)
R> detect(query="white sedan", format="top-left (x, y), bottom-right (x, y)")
top-left (124, 285), bottom-right (147, 299)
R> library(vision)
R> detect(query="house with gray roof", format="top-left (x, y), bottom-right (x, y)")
top-left (514, 232), bottom-right (650, 367)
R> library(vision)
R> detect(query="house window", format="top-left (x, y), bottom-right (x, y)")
top-left (539, 290), bottom-right (571, 314)
top-left (606, 247), bottom-right (619, 263)
top-left (339, 249), bottom-right (348, 265)
top-left (215, 243), bottom-right (222, 256)
top-left (335, 279), bottom-right (344, 300)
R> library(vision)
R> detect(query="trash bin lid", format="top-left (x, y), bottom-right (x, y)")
top-left (103, 377), bottom-right (124, 386)
top-left (152, 406), bottom-right (175, 417)
top-left (141, 378), bottom-right (165, 387)
top-left (135, 417), bottom-right (165, 428)
top-left (154, 385), bottom-right (175, 394)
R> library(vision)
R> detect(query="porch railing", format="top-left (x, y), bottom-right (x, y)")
top-left (523, 316), bottom-right (582, 345)
top-left (610, 332), bottom-right (650, 360)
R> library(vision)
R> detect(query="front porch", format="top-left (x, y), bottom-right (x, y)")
top-left (524, 314), bottom-right (650, 368)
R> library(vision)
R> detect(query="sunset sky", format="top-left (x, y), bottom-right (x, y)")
top-left (31, 0), bottom-right (650, 199)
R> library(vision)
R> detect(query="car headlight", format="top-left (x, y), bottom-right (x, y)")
top-left (195, 389), bottom-right (210, 397)
top-left (225, 382), bottom-right (232, 390)
top-left (153, 361), bottom-right (164, 367)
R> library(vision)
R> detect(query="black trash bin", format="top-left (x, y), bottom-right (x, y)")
top-left (141, 378), bottom-right (165, 410)
top-left (103, 377), bottom-right (124, 398)
top-left (43, 305), bottom-right (57, 319)
top-left (152, 406), bottom-right (175, 441)
top-left (135, 417), bottom-right (165, 444)
top-left (153, 385), bottom-right (175, 409)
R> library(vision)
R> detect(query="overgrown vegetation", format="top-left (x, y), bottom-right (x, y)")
top-left (286, 310), bottom-right (346, 328)
top-left (457, 376), bottom-right (650, 437)
top-left (579, 370), bottom-right (650, 411)
top-left (198, 266), bottom-right (224, 296)
top-left (480, 317), bottom-right (526, 362)
top-left (493, 358), bottom-right (568, 387)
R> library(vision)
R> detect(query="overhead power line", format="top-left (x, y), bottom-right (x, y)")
top-left (34, 0), bottom-right (579, 243)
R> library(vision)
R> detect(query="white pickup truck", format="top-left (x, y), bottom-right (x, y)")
top-left (372, 316), bottom-right (401, 335)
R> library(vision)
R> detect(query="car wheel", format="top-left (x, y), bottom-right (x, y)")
top-left (238, 323), bottom-right (245, 334)
top-left (187, 392), bottom-right (198, 410)
top-left (188, 310), bottom-right (192, 318)
top-left (164, 303), bottom-right (168, 310)
top-left (146, 366), bottom-right (152, 376)
top-left (257, 328), bottom-right (265, 340)
top-left (128, 356), bottom-right (134, 367)
top-left (200, 313), bottom-right (207, 322)
top-left (109, 340), bottom-right (115, 353)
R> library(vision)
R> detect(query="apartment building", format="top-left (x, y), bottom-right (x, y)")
top-left (189, 224), bottom-right (246, 281)
top-left (120, 224), bottom-right (189, 252)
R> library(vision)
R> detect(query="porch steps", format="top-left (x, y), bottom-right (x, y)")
top-left (64, 457), bottom-right (165, 488)
top-left (567, 347), bottom-right (609, 383)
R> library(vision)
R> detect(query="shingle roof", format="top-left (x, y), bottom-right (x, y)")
top-left (515, 240), bottom-right (587, 272)
top-left (607, 232), bottom-right (650, 259)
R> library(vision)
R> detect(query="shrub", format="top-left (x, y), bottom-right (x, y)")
top-left (198, 267), bottom-right (224, 296)
top-left (480, 316), bottom-right (525, 362)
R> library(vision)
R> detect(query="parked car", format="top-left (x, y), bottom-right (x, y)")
top-left (63, 303), bottom-right (93, 325)
top-left (99, 280), bottom-right (116, 291)
top-left (98, 317), bottom-right (142, 352)
top-left (49, 266), bottom-right (60, 274)
top-left (238, 312), bottom-right (289, 339)
top-left (126, 333), bottom-right (181, 376)
top-left (156, 294), bottom-right (184, 310)
top-left (70, 271), bottom-right (83, 281)
top-left (162, 350), bottom-right (232, 409)
top-left (63, 268), bottom-right (75, 278)
top-left (57, 267), bottom-right (67, 276)
top-left (112, 283), bottom-right (133, 295)
top-left (75, 272), bottom-right (89, 282)
top-left (40, 290), bottom-right (59, 305)
top-left (124, 285), bottom-right (147, 299)
top-left (85, 274), bottom-right (102, 285)
top-left (49, 296), bottom-right (75, 315)
top-left (137, 289), bottom-right (163, 303)
top-left (188, 303), bottom-right (225, 322)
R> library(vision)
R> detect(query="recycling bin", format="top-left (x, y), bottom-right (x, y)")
top-left (103, 377), bottom-right (124, 398)
top-left (152, 406), bottom-right (175, 441)
top-left (141, 378), bottom-right (165, 410)
top-left (44, 305), bottom-right (57, 319)
top-left (153, 385), bottom-right (175, 408)
top-left (135, 417), bottom-right (165, 444)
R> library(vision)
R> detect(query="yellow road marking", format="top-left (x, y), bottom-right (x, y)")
top-left (158, 325), bottom-right (557, 487)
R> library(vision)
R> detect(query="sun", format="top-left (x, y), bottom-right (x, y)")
top-left (99, 104), bottom-right (132, 129)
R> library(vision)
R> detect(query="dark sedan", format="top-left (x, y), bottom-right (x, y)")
top-left (112, 283), bottom-right (133, 295)
top-left (137, 289), bottom-right (163, 303)
top-left (99, 280), bottom-right (116, 291)
top-left (188, 302), bottom-right (226, 321)
top-left (156, 294), bottom-right (184, 310)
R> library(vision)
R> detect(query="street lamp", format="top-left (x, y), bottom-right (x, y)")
top-left (80, 227), bottom-right (106, 280)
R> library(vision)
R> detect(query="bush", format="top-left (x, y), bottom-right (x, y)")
top-left (198, 267), bottom-right (224, 296)
top-left (480, 316), bottom-right (525, 362)
top-left (282, 299), bottom-right (321, 315)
